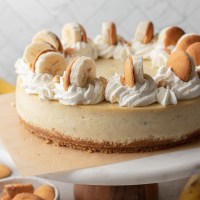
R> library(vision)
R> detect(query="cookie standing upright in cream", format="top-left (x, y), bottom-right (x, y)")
top-left (150, 26), bottom-right (185, 68)
top-left (53, 56), bottom-right (106, 105)
top-left (105, 55), bottom-right (158, 107)
top-left (94, 22), bottom-right (133, 60)
top-left (155, 50), bottom-right (200, 105)
top-left (186, 42), bottom-right (200, 77)
top-left (132, 21), bottom-right (156, 60)
top-left (62, 23), bottom-right (98, 60)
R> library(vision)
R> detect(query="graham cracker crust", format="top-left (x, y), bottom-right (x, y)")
top-left (19, 117), bottom-right (200, 153)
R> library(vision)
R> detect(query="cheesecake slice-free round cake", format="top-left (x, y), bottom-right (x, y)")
top-left (15, 21), bottom-right (200, 153)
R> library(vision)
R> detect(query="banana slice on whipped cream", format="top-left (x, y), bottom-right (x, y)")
top-left (23, 42), bottom-right (54, 69)
top-left (53, 56), bottom-right (106, 105)
top-left (105, 55), bottom-right (158, 107)
top-left (32, 50), bottom-right (66, 76)
top-left (61, 23), bottom-right (98, 59)
top-left (62, 23), bottom-right (87, 46)
top-left (123, 55), bottom-right (145, 87)
top-left (32, 30), bottom-right (63, 52)
top-left (63, 56), bottom-right (96, 90)
top-left (101, 22), bottom-right (118, 45)
top-left (134, 21), bottom-right (154, 44)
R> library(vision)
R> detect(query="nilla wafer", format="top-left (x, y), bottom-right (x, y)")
top-left (124, 56), bottom-right (135, 87)
top-left (186, 42), bottom-right (200, 66)
top-left (144, 21), bottom-right (154, 44)
top-left (166, 50), bottom-right (192, 82)
top-left (109, 22), bottom-right (118, 45)
top-left (12, 193), bottom-right (43, 200)
top-left (134, 21), bottom-right (154, 44)
top-left (101, 22), bottom-right (118, 45)
top-left (124, 55), bottom-right (144, 87)
top-left (176, 34), bottom-right (200, 51)
top-left (63, 57), bottom-right (78, 90)
top-left (34, 185), bottom-right (55, 200)
top-left (159, 26), bottom-right (185, 48)
top-left (0, 163), bottom-right (12, 179)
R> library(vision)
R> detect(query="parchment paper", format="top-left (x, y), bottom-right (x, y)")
top-left (0, 93), bottom-right (200, 177)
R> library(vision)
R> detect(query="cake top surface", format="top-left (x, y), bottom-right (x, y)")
top-left (15, 21), bottom-right (200, 107)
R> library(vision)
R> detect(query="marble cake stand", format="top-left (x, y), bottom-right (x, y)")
top-left (42, 147), bottom-right (200, 185)
top-left (41, 147), bottom-right (200, 200)
top-left (2, 143), bottom-right (200, 199)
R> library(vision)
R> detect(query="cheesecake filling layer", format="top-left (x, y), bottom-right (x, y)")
top-left (16, 77), bottom-right (200, 143)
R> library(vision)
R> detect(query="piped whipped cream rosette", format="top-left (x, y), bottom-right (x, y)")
top-left (150, 26), bottom-right (185, 68)
top-left (132, 21), bottom-right (156, 60)
top-left (105, 55), bottom-right (158, 107)
top-left (62, 23), bottom-right (98, 60)
top-left (53, 56), bottom-right (106, 105)
top-left (15, 31), bottom-right (67, 101)
top-left (94, 22), bottom-right (133, 60)
top-left (154, 50), bottom-right (200, 106)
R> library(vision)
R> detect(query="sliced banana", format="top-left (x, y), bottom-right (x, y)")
top-left (132, 55), bottom-right (145, 84)
top-left (32, 30), bottom-right (63, 52)
top-left (124, 55), bottom-right (144, 87)
top-left (62, 23), bottom-right (87, 46)
top-left (134, 21), bottom-right (154, 44)
top-left (33, 50), bottom-right (66, 76)
top-left (101, 22), bottom-right (117, 45)
top-left (63, 56), bottom-right (96, 90)
top-left (23, 42), bottom-right (54, 68)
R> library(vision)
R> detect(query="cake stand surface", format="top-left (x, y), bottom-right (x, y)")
top-left (0, 143), bottom-right (189, 200)
top-left (43, 147), bottom-right (200, 185)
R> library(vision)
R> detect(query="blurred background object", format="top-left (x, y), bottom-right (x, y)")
top-left (0, 79), bottom-right (15, 94)
top-left (0, 0), bottom-right (200, 84)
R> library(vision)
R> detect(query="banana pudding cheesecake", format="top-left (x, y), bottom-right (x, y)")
top-left (15, 21), bottom-right (200, 153)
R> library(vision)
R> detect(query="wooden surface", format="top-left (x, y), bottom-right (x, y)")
top-left (0, 93), bottom-right (200, 178)
top-left (74, 184), bottom-right (158, 200)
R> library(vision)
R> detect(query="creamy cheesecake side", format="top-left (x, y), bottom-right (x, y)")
top-left (16, 75), bottom-right (200, 153)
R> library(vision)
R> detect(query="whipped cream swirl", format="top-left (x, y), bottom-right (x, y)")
top-left (157, 86), bottom-right (177, 106)
top-left (150, 45), bottom-right (171, 68)
top-left (132, 37), bottom-right (157, 60)
top-left (105, 74), bottom-right (158, 107)
top-left (64, 39), bottom-right (98, 60)
top-left (94, 35), bottom-right (133, 60)
top-left (15, 58), bottom-right (30, 76)
top-left (15, 59), bottom-right (55, 100)
top-left (54, 78), bottom-right (104, 105)
top-left (154, 65), bottom-right (200, 101)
